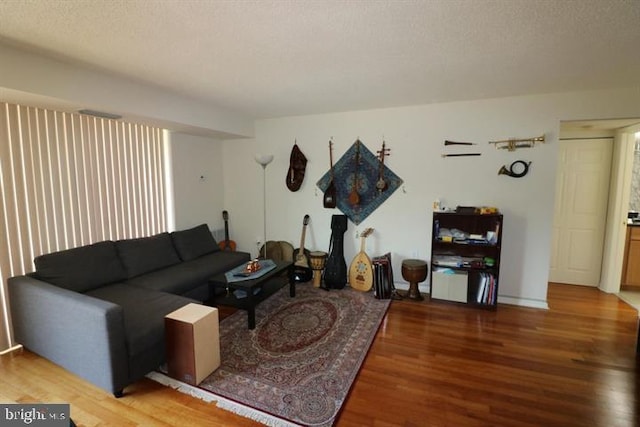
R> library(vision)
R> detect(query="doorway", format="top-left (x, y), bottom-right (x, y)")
top-left (551, 119), bottom-right (640, 294)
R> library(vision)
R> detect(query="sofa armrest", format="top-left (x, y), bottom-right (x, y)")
top-left (8, 275), bottom-right (129, 394)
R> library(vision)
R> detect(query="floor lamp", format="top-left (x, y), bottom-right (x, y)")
top-left (255, 154), bottom-right (273, 259)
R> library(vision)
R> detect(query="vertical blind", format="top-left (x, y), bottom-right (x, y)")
top-left (0, 102), bottom-right (169, 351)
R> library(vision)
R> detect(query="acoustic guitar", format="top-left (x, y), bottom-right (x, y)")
top-left (292, 214), bottom-right (312, 282)
top-left (218, 210), bottom-right (236, 251)
top-left (349, 227), bottom-right (374, 291)
top-left (323, 139), bottom-right (337, 208)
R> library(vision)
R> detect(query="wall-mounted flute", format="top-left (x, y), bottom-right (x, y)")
top-left (443, 139), bottom-right (480, 157)
top-left (444, 140), bottom-right (477, 146)
top-left (441, 153), bottom-right (481, 158)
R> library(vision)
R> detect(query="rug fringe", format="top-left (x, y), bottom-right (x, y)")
top-left (146, 371), bottom-right (302, 427)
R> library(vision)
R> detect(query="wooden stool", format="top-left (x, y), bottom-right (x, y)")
top-left (401, 259), bottom-right (428, 301)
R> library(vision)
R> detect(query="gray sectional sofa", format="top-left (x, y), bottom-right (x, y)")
top-left (8, 224), bottom-right (250, 396)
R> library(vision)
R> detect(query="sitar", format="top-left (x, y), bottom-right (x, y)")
top-left (323, 139), bottom-right (337, 208)
top-left (376, 140), bottom-right (390, 193)
top-left (349, 227), bottom-right (374, 291)
top-left (348, 140), bottom-right (360, 206)
top-left (292, 214), bottom-right (312, 282)
top-left (218, 210), bottom-right (236, 251)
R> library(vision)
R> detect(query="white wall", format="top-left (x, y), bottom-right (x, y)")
top-left (170, 132), bottom-right (227, 233)
top-left (216, 87), bottom-right (640, 308)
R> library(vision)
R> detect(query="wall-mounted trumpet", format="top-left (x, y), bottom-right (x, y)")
top-left (489, 134), bottom-right (545, 151)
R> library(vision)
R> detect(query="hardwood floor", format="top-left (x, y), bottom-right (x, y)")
top-left (1, 283), bottom-right (638, 426)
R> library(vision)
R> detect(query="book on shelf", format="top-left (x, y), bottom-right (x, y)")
top-left (476, 275), bottom-right (487, 303)
top-left (476, 272), bottom-right (496, 304)
top-left (433, 255), bottom-right (462, 267)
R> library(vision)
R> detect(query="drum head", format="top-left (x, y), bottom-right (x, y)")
top-left (279, 241), bottom-right (294, 262)
top-left (259, 241), bottom-right (283, 261)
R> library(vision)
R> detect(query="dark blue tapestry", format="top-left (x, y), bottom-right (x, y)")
top-left (316, 140), bottom-right (403, 225)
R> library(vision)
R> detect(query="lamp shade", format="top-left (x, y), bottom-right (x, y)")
top-left (255, 154), bottom-right (274, 167)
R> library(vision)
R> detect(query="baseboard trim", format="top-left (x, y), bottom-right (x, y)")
top-left (497, 296), bottom-right (549, 310)
top-left (395, 282), bottom-right (548, 310)
top-left (395, 283), bottom-right (431, 293)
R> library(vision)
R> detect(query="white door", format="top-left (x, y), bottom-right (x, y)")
top-left (549, 138), bottom-right (613, 286)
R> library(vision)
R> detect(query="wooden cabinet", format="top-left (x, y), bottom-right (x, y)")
top-left (430, 212), bottom-right (502, 309)
top-left (622, 226), bottom-right (640, 288)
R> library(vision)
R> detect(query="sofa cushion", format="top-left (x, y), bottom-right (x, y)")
top-left (86, 284), bottom-right (194, 358)
top-left (171, 224), bottom-right (219, 261)
top-left (34, 241), bottom-right (127, 293)
top-left (127, 250), bottom-right (251, 296)
top-left (116, 232), bottom-right (181, 278)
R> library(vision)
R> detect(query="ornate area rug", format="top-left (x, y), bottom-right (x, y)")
top-left (148, 284), bottom-right (390, 426)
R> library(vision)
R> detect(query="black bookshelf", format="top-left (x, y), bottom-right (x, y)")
top-left (430, 212), bottom-right (502, 309)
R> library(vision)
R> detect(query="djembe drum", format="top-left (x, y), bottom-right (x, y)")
top-left (401, 259), bottom-right (428, 301)
top-left (309, 251), bottom-right (328, 288)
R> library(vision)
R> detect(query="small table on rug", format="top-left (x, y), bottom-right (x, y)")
top-left (208, 260), bottom-right (294, 329)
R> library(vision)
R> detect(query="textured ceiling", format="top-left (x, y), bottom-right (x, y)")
top-left (1, 0), bottom-right (639, 119)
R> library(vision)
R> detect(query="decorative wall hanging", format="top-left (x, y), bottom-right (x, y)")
top-left (498, 160), bottom-right (532, 178)
top-left (286, 141), bottom-right (307, 192)
top-left (316, 139), bottom-right (403, 225)
top-left (444, 140), bottom-right (477, 146)
top-left (489, 134), bottom-right (545, 151)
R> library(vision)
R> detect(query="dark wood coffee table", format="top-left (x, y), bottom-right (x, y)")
top-left (208, 260), bottom-right (294, 329)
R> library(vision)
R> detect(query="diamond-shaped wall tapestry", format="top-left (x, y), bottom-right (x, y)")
top-left (316, 140), bottom-right (403, 225)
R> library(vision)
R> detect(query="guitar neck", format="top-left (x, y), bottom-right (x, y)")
top-left (295, 216), bottom-right (310, 266)
top-left (299, 227), bottom-right (306, 252)
top-left (359, 229), bottom-right (373, 252)
top-left (224, 221), bottom-right (230, 240)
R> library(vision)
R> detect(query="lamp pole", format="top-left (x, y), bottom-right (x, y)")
top-left (255, 154), bottom-right (273, 259)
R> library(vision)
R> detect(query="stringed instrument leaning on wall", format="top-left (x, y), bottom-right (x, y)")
top-left (349, 227), bottom-right (374, 291)
top-left (323, 214), bottom-right (348, 289)
top-left (218, 210), bottom-right (236, 251)
top-left (292, 214), bottom-right (313, 283)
